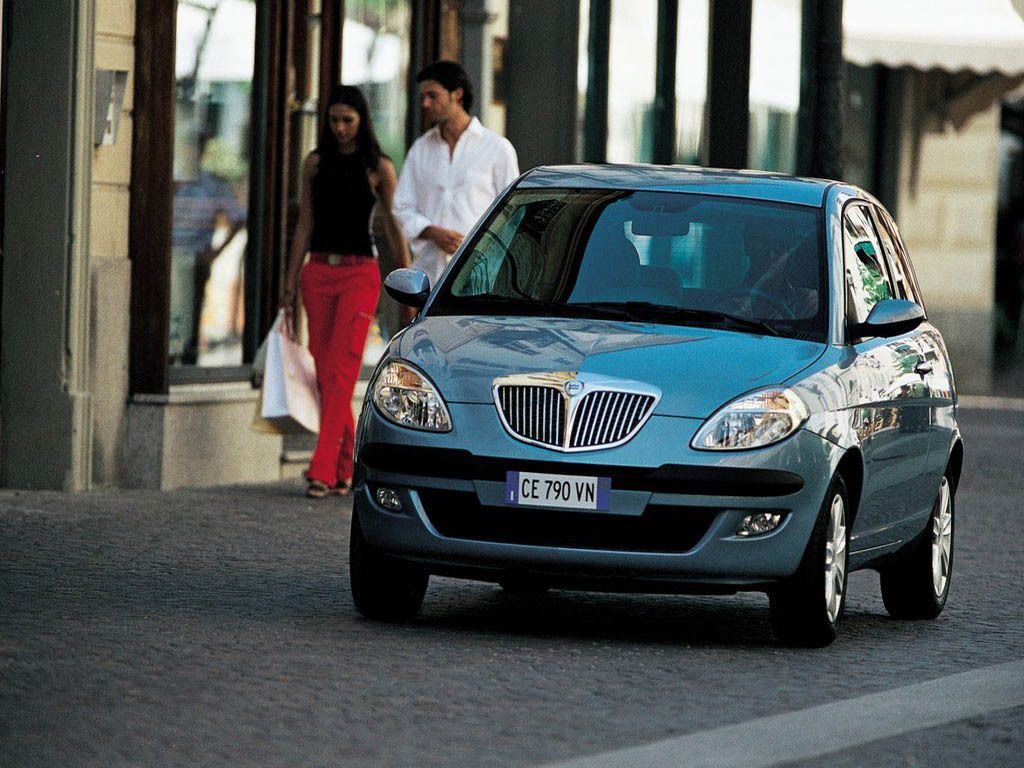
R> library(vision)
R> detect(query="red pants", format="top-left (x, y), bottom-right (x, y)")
top-left (300, 259), bottom-right (381, 486)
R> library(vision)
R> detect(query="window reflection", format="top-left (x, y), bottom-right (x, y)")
top-left (342, 0), bottom-right (412, 365)
top-left (844, 206), bottom-right (893, 323)
top-left (171, 0), bottom-right (255, 367)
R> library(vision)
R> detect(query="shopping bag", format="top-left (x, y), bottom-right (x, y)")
top-left (251, 324), bottom-right (320, 434)
top-left (251, 310), bottom-right (286, 387)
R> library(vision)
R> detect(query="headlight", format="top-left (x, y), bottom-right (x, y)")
top-left (691, 388), bottom-right (808, 451)
top-left (371, 360), bottom-right (452, 432)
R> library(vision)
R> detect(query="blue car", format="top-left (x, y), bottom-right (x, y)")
top-left (350, 165), bottom-right (962, 647)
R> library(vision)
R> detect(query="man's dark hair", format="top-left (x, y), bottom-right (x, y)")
top-left (416, 60), bottom-right (474, 112)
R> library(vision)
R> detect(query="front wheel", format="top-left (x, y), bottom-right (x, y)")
top-left (769, 475), bottom-right (849, 647)
top-left (879, 474), bottom-right (954, 620)
top-left (349, 508), bottom-right (428, 621)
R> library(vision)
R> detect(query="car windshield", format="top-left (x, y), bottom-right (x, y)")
top-left (430, 188), bottom-right (827, 340)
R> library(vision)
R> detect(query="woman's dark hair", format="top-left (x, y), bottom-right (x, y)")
top-left (317, 84), bottom-right (384, 170)
top-left (416, 60), bottom-right (474, 112)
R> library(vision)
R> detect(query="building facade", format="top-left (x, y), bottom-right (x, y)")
top-left (1, 0), bottom-right (1022, 490)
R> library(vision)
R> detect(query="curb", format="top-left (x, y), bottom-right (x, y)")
top-left (958, 394), bottom-right (1024, 411)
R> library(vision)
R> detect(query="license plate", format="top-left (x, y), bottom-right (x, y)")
top-left (505, 471), bottom-right (611, 510)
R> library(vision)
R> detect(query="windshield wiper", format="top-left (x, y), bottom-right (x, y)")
top-left (573, 302), bottom-right (780, 336)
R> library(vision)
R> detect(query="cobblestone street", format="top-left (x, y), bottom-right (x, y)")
top-left (2, 407), bottom-right (1023, 767)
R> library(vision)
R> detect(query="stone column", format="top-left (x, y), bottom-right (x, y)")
top-left (506, 0), bottom-right (581, 170)
top-left (1, 0), bottom-right (94, 488)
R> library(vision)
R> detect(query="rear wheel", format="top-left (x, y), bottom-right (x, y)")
top-left (769, 475), bottom-right (849, 647)
top-left (879, 474), bottom-right (954, 620)
top-left (349, 508), bottom-right (428, 621)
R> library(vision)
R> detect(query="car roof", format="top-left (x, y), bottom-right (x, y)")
top-left (518, 164), bottom-right (836, 207)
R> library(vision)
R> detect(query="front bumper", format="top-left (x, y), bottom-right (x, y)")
top-left (354, 402), bottom-right (842, 591)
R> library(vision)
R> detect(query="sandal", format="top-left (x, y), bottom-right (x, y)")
top-left (333, 480), bottom-right (353, 497)
top-left (306, 480), bottom-right (332, 499)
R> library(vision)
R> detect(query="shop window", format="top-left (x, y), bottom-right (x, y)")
top-left (170, 0), bottom-right (256, 369)
top-left (747, 0), bottom-right (800, 173)
top-left (341, 0), bottom-right (412, 364)
top-left (675, 0), bottom-right (708, 164)
top-left (342, 0), bottom-right (412, 168)
top-left (607, 0), bottom-right (657, 163)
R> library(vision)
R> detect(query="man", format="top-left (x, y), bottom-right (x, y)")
top-left (393, 60), bottom-right (520, 289)
top-left (739, 221), bottom-right (819, 320)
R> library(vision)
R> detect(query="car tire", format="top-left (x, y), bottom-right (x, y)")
top-left (879, 473), bottom-right (954, 620)
top-left (349, 508), bottom-right (429, 621)
top-left (769, 474), bottom-right (849, 648)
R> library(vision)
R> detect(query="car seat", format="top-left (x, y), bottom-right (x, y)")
top-left (569, 225), bottom-right (643, 302)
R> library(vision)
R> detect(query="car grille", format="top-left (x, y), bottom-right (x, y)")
top-left (417, 489), bottom-right (719, 553)
top-left (569, 390), bottom-right (656, 448)
top-left (495, 383), bottom-right (657, 452)
top-left (496, 385), bottom-right (565, 448)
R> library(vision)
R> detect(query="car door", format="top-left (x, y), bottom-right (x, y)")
top-left (841, 203), bottom-right (932, 550)
top-left (874, 207), bottom-right (955, 493)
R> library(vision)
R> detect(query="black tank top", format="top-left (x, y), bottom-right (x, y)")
top-left (309, 150), bottom-right (376, 256)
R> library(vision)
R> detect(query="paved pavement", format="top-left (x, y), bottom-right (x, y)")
top-left (2, 406), bottom-right (1023, 767)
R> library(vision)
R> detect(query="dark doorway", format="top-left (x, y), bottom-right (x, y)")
top-left (994, 95), bottom-right (1024, 394)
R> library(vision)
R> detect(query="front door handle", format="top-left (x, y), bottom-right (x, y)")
top-left (915, 362), bottom-right (933, 376)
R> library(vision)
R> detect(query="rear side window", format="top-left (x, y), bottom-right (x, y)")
top-left (843, 204), bottom-right (893, 325)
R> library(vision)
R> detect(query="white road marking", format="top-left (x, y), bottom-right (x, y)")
top-left (541, 659), bottom-right (1024, 768)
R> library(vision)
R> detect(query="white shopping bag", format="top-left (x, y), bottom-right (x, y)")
top-left (252, 323), bottom-right (320, 435)
top-left (250, 310), bottom-right (284, 387)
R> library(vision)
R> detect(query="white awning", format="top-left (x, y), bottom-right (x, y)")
top-left (843, 0), bottom-right (1024, 76)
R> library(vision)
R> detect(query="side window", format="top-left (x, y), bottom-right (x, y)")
top-left (870, 207), bottom-right (911, 301)
top-left (843, 204), bottom-right (893, 326)
top-left (877, 210), bottom-right (924, 307)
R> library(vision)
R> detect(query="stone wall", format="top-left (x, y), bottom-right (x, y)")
top-left (895, 101), bottom-right (1000, 395)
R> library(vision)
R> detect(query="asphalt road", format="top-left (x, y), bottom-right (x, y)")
top-left (2, 406), bottom-right (1023, 767)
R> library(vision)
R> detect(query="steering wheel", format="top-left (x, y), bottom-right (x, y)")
top-left (744, 287), bottom-right (797, 320)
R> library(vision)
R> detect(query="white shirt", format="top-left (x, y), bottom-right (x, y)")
top-left (393, 117), bottom-right (519, 287)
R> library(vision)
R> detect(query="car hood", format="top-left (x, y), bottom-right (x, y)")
top-left (393, 316), bottom-right (826, 418)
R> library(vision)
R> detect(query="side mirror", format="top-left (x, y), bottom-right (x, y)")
top-left (384, 268), bottom-right (431, 308)
top-left (849, 298), bottom-right (926, 340)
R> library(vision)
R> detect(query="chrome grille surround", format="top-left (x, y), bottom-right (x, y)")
top-left (492, 372), bottom-right (661, 452)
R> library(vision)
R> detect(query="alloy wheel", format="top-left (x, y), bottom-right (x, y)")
top-left (931, 476), bottom-right (953, 598)
top-left (824, 493), bottom-right (847, 624)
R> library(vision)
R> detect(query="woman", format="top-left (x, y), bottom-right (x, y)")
top-left (281, 85), bottom-right (408, 498)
